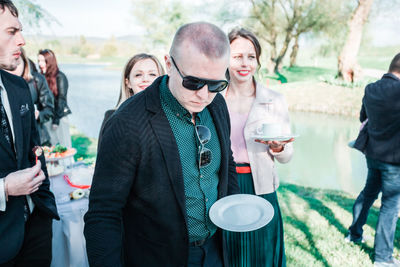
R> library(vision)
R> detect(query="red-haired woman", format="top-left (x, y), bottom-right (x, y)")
top-left (38, 49), bottom-right (72, 148)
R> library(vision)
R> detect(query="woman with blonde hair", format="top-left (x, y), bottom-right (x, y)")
top-left (98, 53), bottom-right (164, 146)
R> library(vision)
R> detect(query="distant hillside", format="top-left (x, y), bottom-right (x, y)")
top-left (23, 34), bottom-right (144, 62)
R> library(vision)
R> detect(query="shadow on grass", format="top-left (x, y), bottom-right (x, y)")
top-left (280, 182), bottom-right (400, 263)
top-left (285, 213), bottom-right (331, 267)
top-left (282, 183), bottom-right (348, 234)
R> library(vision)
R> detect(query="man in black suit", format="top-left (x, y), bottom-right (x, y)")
top-left (84, 22), bottom-right (239, 267)
top-left (0, 1), bottom-right (59, 266)
top-left (349, 53), bottom-right (400, 267)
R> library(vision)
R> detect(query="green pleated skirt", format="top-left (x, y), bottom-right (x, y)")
top-left (224, 164), bottom-right (286, 267)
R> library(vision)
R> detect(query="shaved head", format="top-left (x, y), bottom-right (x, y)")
top-left (169, 22), bottom-right (230, 61)
top-left (389, 52), bottom-right (400, 74)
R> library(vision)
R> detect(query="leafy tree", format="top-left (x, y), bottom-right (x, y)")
top-left (248, 0), bottom-right (343, 73)
top-left (14, 0), bottom-right (59, 30)
top-left (131, 0), bottom-right (190, 51)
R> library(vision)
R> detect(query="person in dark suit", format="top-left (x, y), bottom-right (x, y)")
top-left (0, 1), bottom-right (59, 266)
top-left (84, 22), bottom-right (239, 267)
top-left (348, 53), bottom-right (400, 267)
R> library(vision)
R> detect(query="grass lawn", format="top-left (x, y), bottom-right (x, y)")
top-left (279, 183), bottom-right (400, 267)
top-left (260, 66), bottom-right (337, 85)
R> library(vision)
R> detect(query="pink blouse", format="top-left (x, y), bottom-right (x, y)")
top-left (229, 110), bottom-right (250, 163)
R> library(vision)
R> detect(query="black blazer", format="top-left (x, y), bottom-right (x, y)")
top-left (53, 71), bottom-right (71, 125)
top-left (28, 71), bottom-right (54, 145)
top-left (84, 76), bottom-right (239, 267)
top-left (354, 73), bottom-right (400, 164)
top-left (0, 69), bottom-right (59, 264)
top-left (97, 108), bottom-right (115, 151)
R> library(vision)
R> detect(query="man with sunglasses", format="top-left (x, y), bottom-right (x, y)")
top-left (85, 22), bottom-right (239, 267)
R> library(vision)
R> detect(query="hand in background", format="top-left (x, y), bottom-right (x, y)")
top-left (5, 162), bottom-right (45, 196)
top-left (255, 138), bottom-right (295, 153)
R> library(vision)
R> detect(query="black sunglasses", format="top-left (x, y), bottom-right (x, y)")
top-left (195, 125), bottom-right (212, 169)
top-left (171, 56), bottom-right (229, 93)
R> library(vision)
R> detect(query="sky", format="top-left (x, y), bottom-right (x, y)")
top-left (23, 0), bottom-right (400, 46)
top-left (28, 0), bottom-right (141, 38)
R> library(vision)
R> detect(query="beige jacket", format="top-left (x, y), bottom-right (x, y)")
top-left (223, 81), bottom-right (293, 195)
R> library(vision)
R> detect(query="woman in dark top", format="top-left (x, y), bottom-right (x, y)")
top-left (98, 53), bottom-right (164, 147)
top-left (7, 48), bottom-right (54, 145)
top-left (38, 49), bottom-right (72, 147)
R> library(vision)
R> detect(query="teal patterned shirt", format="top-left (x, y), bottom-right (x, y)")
top-left (159, 76), bottom-right (221, 242)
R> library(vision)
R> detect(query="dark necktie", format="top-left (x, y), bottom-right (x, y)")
top-left (0, 88), bottom-right (14, 147)
top-left (0, 88), bottom-right (29, 221)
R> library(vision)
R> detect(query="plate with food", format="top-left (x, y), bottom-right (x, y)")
top-left (44, 145), bottom-right (77, 162)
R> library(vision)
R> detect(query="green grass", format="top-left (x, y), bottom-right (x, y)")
top-left (279, 183), bottom-right (400, 267)
top-left (259, 66), bottom-right (337, 85)
top-left (70, 127), bottom-right (97, 165)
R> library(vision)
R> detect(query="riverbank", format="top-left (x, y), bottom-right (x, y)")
top-left (271, 81), bottom-right (364, 118)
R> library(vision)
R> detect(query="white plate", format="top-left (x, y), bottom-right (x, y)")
top-left (252, 134), bottom-right (299, 142)
top-left (210, 194), bottom-right (274, 232)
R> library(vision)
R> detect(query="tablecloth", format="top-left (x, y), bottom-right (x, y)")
top-left (49, 164), bottom-right (90, 267)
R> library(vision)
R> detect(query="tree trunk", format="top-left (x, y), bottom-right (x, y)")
top-left (273, 31), bottom-right (292, 73)
top-left (290, 35), bottom-right (300, 67)
top-left (268, 43), bottom-right (278, 74)
top-left (338, 0), bottom-right (374, 82)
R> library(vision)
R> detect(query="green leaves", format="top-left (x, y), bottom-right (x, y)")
top-left (14, 0), bottom-right (60, 30)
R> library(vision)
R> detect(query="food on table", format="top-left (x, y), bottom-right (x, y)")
top-left (43, 144), bottom-right (76, 159)
top-left (70, 189), bottom-right (85, 200)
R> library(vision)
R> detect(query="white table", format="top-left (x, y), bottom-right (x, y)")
top-left (49, 164), bottom-right (90, 267)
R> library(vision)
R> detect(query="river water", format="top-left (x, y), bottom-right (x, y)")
top-left (63, 63), bottom-right (367, 195)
